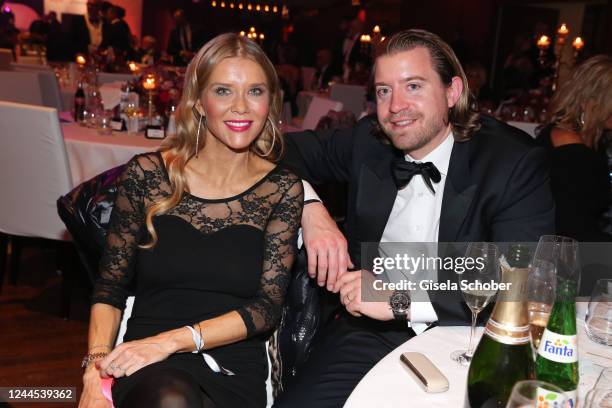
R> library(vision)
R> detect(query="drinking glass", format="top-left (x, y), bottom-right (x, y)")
top-left (527, 259), bottom-right (556, 355)
top-left (595, 368), bottom-right (612, 389)
top-left (505, 380), bottom-right (567, 408)
top-left (532, 235), bottom-right (580, 291)
top-left (585, 279), bottom-right (612, 346)
top-left (451, 242), bottom-right (501, 365)
top-left (583, 388), bottom-right (612, 408)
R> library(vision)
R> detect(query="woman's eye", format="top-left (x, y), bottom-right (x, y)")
top-left (214, 87), bottom-right (231, 96)
top-left (249, 87), bottom-right (265, 96)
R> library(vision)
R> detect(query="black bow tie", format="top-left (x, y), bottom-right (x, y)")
top-left (391, 158), bottom-right (441, 193)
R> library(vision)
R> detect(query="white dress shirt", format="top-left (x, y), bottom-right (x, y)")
top-left (381, 131), bottom-right (454, 333)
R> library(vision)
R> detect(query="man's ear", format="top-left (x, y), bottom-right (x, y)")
top-left (447, 76), bottom-right (464, 108)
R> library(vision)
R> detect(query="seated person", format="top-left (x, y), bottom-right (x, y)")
top-left (536, 55), bottom-right (612, 242)
top-left (79, 33), bottom-right (303, 408)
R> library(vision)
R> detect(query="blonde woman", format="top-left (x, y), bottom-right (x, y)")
top-left (79, 33), bottom-right (303, 408)
top-left (536, 55), bottom-right (612, 241)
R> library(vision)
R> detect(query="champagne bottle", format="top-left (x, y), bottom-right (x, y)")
top-left (535, 278), bottom-right (578, 407)
top-left (466, 244), bottom-right (534, 408)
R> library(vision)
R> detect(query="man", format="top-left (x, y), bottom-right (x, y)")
top-left (167, 9), bottom-right (195, 66)
top-left (65, 0), bottom-right (106, 57)
top-left (311, 48), bottom-right (340, 90)
top-left (100, 5), bottom-right (133, 56)
top-left (337, 17), bottom-right (369, 83)
top-left (276, 29), bottom-right (554, 407)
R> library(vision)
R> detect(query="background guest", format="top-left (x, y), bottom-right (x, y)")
top-left (276, 43), bottom-right (300, 116)
top-left (100, 5), bottom-right (133, 57)
top-left (536, 55), bottom-right (612, 242)
top-left (166, 8), bottom-right (196, 66)
top-left (65, 0), bottom-right (106, 58)
top-left (311, 48), bottom-right (340, 90)
top-left (0, 9), bottom-right (19, 58)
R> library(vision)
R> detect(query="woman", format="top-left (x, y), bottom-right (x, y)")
top-left (536, 55), bottom-right (612, 242)
top-left (79, 33), bottom-right (304, 408)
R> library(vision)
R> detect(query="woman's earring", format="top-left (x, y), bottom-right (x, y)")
top-left (580, 112), bottom-right (585, 128)
top-left (262, 117), bottom-right (277, 157)
top-left (195, 113), bottom-right (203, 158)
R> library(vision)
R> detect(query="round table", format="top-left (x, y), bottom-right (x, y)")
top-left (344, 302), bottom-right (610, 408)
top-left (62, 120), bottom-right (161, 185)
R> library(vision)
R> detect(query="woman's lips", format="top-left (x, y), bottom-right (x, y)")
top-left (224, 120), bottom-right (253, 132)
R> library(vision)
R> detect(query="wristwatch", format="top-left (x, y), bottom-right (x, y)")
top-left (389, 290), bottom-right (411, 322)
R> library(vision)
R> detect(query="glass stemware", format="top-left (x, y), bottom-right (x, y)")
top-left (526, 259), bottom-right (556, 356)
top-left (451, 242), bottom-right (501, 365)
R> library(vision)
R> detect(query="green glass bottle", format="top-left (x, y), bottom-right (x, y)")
top-left (535, 278), bottom-right (578, 407)
top-left (466, 244), bottom-right (534, 408)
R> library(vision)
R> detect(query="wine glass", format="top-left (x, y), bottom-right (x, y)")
top-left (526, 259), bottom-right (556, 355)
top-left (583, 388), bottom-right (612, 408)
top-left (585, 279), bottom-right (612, 346)
top-left (451, 242), bottom-right (501, 365)
top-left (505, 380), bottom-right (567, 408)
top-left (532, 235), bottom-right (580, 291)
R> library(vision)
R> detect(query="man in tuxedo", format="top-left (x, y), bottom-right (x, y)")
top-left (64, 0), bottom-right (107, 58)
top-left (167, 9), bottom-right (196, 66)
top-left (100, 5), bottom-right (133, 56)
top-left (275, 29), bottom-right (554, 407)
top-left (311, 48), bottom-right (340, 90)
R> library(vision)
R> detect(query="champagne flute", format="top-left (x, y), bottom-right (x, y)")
top-left (526, 259), bottom-right (556, 355)
top-left (532, 235), bottom-right (580, 291)
top-left (451, 242), bottom-right (501, 366)
top-left (505, 380), bottom-right (567, 408)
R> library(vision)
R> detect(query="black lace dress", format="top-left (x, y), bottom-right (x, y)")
top-left (91, 152), bottom-right (303, 407)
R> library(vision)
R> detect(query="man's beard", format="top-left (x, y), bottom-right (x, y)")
top-left (380, 109), bottom-right (447, 153)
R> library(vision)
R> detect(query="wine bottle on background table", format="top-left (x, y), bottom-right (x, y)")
top-left (466, 244), bottom-right (534, 408)
top-left (535, 278), bottom-right (578, 407)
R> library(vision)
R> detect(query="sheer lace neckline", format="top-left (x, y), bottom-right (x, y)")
top-left (155, 151), bottom-right (280, 203)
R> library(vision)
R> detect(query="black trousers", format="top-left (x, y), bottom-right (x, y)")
top-left (273, 312), bottom-right (415, 408)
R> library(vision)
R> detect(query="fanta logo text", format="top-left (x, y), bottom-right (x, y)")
top-left (543, 340), bottom-right (574, 357)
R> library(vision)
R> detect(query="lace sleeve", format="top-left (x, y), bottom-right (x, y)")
top-left (91, 156), bottom-right (146, 309)
top-left (237, 174), bottom-right (304, 336)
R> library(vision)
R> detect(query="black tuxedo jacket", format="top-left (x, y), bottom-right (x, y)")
top-left (283, 115), bottom-right (555, 324)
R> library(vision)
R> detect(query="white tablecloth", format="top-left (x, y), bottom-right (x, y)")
top-left (62, 121), bottom-right (161, 185)
top-left (345, 302), bottom-right (610, 408)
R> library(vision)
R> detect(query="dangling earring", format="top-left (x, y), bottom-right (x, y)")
top-left (261, 117), bottom-right (277, 157)
top-left (580, 112), bottom-right (585, 128)
top-left (195, 113), bottom-right (203, 158)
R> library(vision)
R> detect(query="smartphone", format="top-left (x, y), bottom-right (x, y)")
top-left (400, 352), bottom-right (449, 393)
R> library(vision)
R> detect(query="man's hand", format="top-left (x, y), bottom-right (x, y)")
top-left (337, 270), bottom-right (393, 321)
top-left (301, 202), bottom-right (353, 292)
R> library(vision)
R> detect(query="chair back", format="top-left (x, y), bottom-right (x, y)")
top-left (0, 48), bottom-right (13, 70)
top-left (17, 54), bottom-right (46, 65)
top-left (301, 96), bottom-right (343, 130)
top-left (97, 72), bottom-right (135, 85)
top-left (301, 67), bottom-right (316, 91)
top-left (330, 83), bottom-right (366, 118)
top-left (10, 62), bottom-right (53, 72)
top-left (37, 70), bottom-right (65, 111)
top-left (0, 71), bottom-right (46, 106)
top-left (0, 101), bottom-right (73, 240)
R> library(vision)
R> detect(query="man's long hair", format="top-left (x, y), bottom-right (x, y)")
top-left (373, 29), bottom-right (480, 142)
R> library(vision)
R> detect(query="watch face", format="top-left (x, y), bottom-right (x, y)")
top-left (390, 291), bottom-right (410, 312)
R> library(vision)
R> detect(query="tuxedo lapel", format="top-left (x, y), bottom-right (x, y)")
top-left (439, 140), bottom-right (476, 242)
top-left (356, 154), bottom-right (398, 244)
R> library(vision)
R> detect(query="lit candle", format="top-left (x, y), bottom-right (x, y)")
top-left (230, 3), bottom-right (234, 8)
top-left (211, 0), bottom-right (217, 6)
top-left (250, 26), bottom-right (256, 32)
top-left (373, 25), bottom-right (380, 34)
top-left (239, 31), bottom-right (245, 36)
top-left (221, 1), bottom-right (225, 7)
top-left (557, 23), bottom-right (569, 36)
top-left (259, 33), bottom-right (265, 40)
top-left (572, 37), bottom-right (584, 51)
top-left (272, 5), bottom-right (278, 12)
top-left (143, 75), bottom-right (156, 91)
top-left (128, 61), bottom-right (138, 72)
top-left (264, 5), bottom-right (269, 12)
top-left (247, 4), bottom-right (252, 10)
top-left (537, 35), bottom-right (550, 50)
top-left (238, 3), bottom-right (243, 9)
top-left (76, 54), bottom-right (86, 66)
top-left (256, 4), bottom-right (261, 11)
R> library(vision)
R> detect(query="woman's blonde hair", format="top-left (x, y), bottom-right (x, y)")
top-left (142, 33), bottom-right (283, 248)
top-left (373, 29), bottom-right (480, 142)
top-left (543, 55), bottom-right (612, 149)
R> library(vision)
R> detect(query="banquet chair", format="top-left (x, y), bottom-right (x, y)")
top-left (300, 67), bottom-right (316, 91)
top-left (0, 70), bottom-right (63, 111)
top-left (10, 62), bottom-right (54, 72)
top-left (0, 48), bottom-right (13, 70)
top-left (0, 102), bottom-right (74, 315)
top-left (58, 165), bottom-right (322, 407)
top-left (330, 83), bottom-right (366, 118)
top-left (298, 96), bottom-right (343, 131)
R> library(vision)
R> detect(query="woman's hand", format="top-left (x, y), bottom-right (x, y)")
top-left (79, 366), bottom-right (112, 408)
top-left (98, 329), bottom-right (184, 378)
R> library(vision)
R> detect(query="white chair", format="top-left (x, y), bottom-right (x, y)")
top-left (0, 102), bottom-right (74, 300)
top-left (300, 67), bottom-right (316, 91)
top-left (300, 96), bottom-right (343, 130)
top-left (0, 48), bottom-right (13, 70)
top-left (0, 71), bottom-right (63, 111)
top-left (10, 62), bottom-right (53, 72)
top-left (17, 54), bottom-right (47, 65)
top-left (97, 72), bottom-right (136, 85)
top-left (330, 84), bottom-right (366, 118)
